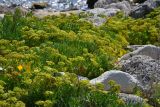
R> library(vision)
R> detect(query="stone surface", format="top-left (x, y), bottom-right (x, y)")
top-left (0, 67), bottom-right (3, 71)
top-left (84, 8), bottom-right (120, 26)
top-left (120, 45), bottom-right (160, 60)
top-left (86, 8), bottom-right (120, 16)
top-left (78, 75), bottom-right (89, 80)
top-left (130, 0), bottom-right (160, 18)
top-left (120, 55), bottom-right (160, 87)
top-left (0, 14), bottom-right (4, 20)
top-left (104, 1), bottom-right (132, 15)
top-left (119, 93), bottom-right (144, 104)
top-left (90, 70), bottom-right (140, 93)
top-left (94, 0), bottom-right (120, 8)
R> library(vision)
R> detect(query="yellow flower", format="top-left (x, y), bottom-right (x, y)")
top-left (17, 65), bottom-right (23, 71)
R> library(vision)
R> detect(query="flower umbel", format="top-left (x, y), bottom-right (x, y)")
top-left (17, 65), bottom-right (23, 71)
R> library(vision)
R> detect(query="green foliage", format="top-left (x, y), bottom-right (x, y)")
top-left (1, 6), bottom-right (160, 107)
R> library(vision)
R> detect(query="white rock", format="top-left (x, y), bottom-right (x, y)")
top-left (119, 93), bottom-right (144, 104)
top-left (0, 67), bottom-right (3, 71)
top-left (120, 45), bottom-right (160, 60)
top-left (90, 70), bottom-right (140, 93)
top-left (0, 14), bottom-right (4, 20)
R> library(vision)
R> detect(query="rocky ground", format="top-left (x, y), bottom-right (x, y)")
top-left (1, 0), bottom-right (160, 25)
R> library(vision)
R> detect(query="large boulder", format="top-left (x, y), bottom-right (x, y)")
top-left (85, 8), bottom-right (120, 26)
top-left (120, 45), bottom-right (160, 60)
top-left (104, 1), bottom-right (132, 15)
top-left (120, 55), bottom-right (160, 87)
top-left (90, 70), bottom-right (141, 93)
top-left (130, 0), bottom-right (160, 18)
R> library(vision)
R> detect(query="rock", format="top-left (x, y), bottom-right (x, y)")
top-left (127, 45), bottom-right (146, 51)
top-left (130, 0), bottom-right (160, 18)
top-left (120, 55), bottom-right (160, 86)
top-left (130, 4), bottom-right (152, 18)
top-left (84, 8), bottom-right (120, 26)
top-left (0, 67), bottom-right (3, 71)
top-left (53, 72), bottom-right (65, 77)
top-left (0, 5), bottom-right (10, 13)
top-left (90, 70), bottom-right (140, 93)
top-left (86, 8), bottom-right (120, 16)
top-left (31, 2), bottom-right (49, 9)
top-left (120, 45), bottom-right (160, 60)
top-left (78, 75), bottom-right (89, 80)
top-left (119, 93), bottom-right (144, 105)
top-left (94, 0), bottom-right (120, 8)
top-left (85, 16), bottom-right (106, 26)
top-left (0, 14), bottom-right (4, 20)
top-left (104, 1), bottom-right (132, 15)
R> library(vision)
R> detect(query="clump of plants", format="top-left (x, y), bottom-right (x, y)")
top-left (1, 7), bottom-right (160, 106)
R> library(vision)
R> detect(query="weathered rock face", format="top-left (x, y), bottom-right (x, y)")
top-left (94, 0), bottom-right (120, 8)
top-left (90, 70), bottom-right (140, 93)
top-left (84, 8), bottom-right (120, 26)
top-left (130, 0), bottom-right (160, 18)
top-left (120, 55), bottom-right (160, 86)
top-left (86, 8), bottom-right (120, 16)
top-left (104, 1), bottom-right (132, 15)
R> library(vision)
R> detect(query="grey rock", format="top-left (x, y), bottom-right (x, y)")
top-left (120, 45), bottom-right (160, 60)
top-left (85, 8), bottom-right (120, 26)
top-left (120, 55), bottom-right (160, 87)
top-left (130, 0), bottom-right (160, 18)
top-left (130, 4), bottom-right (152, 18)
top-left (127, 45), bottom-right (146, 51)
top-left (94, 0), bottom-right (120, 8)
top-left (86, 8), bottom-right (120, 16)
top-left (86, 16), bottom-right (106, 26)
top-left (104, 1), bottom-right (132, 15)
top-left (78, 75), bottom-right (89, 80)
top-left (90, 70), bottom-right (140, 93)
top-left (119, 93), bottom-right (144, 105)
